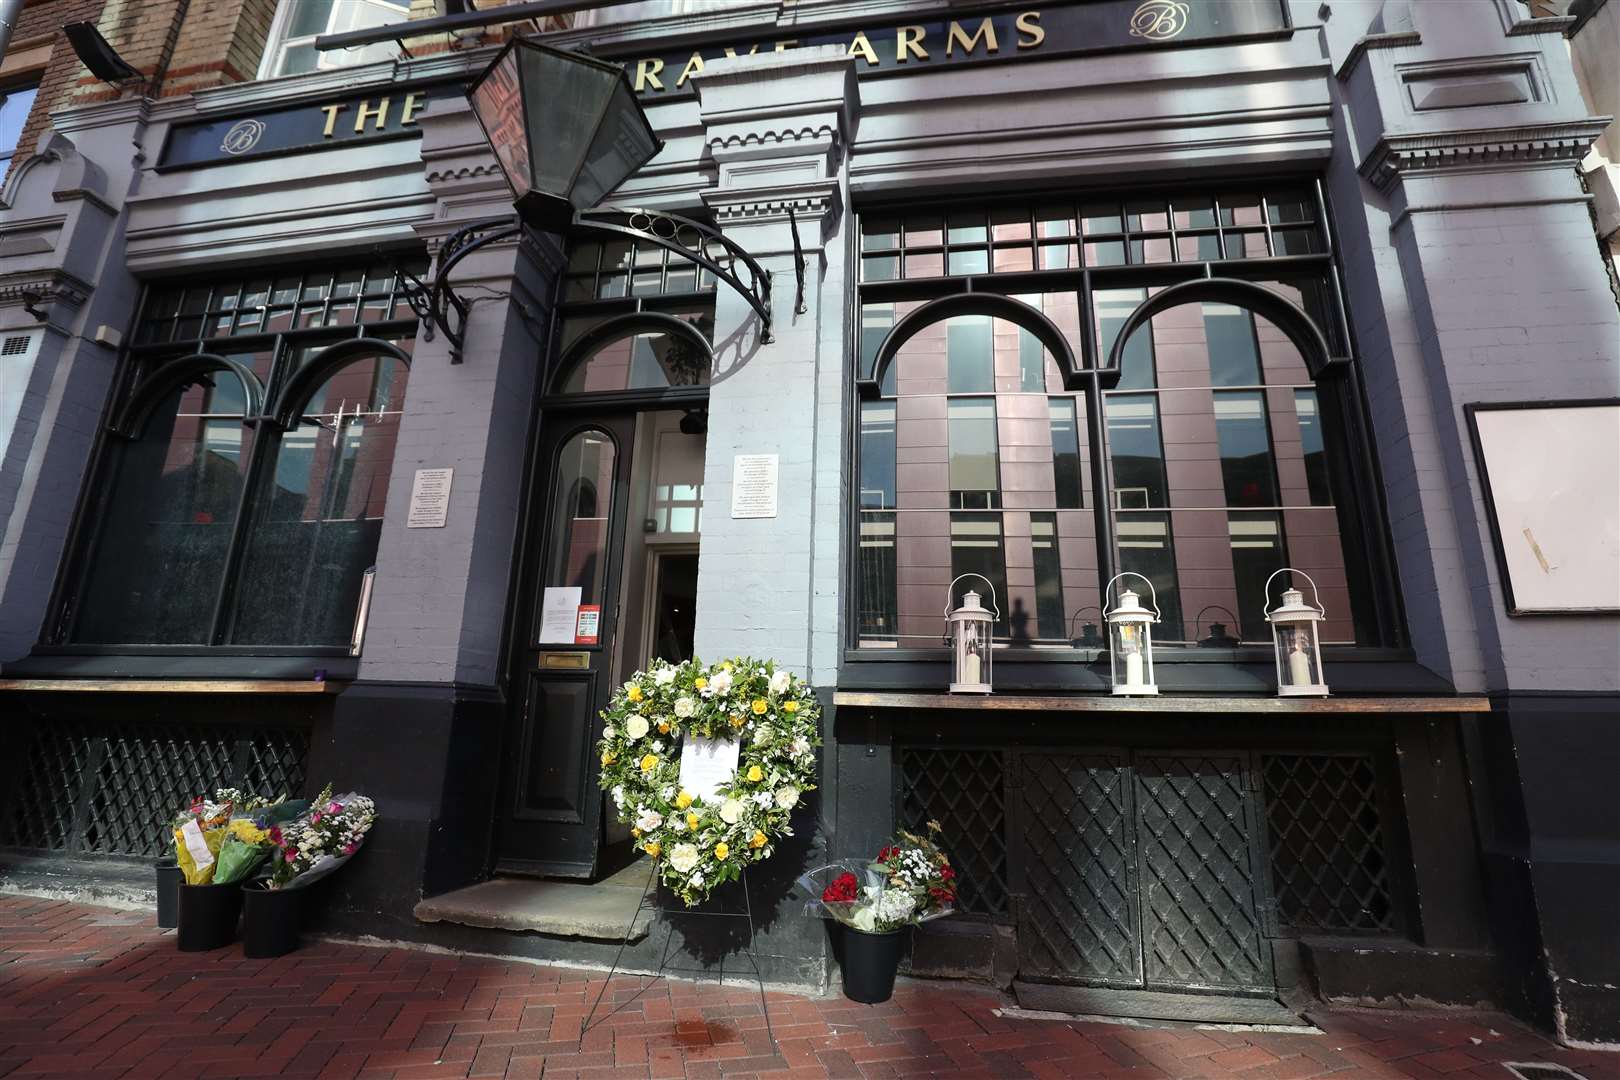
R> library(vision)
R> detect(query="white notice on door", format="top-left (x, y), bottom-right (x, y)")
top-left (730, 454), bottom-right (778, 519)
top-left (538, 586), bottom-right (582, 644)
top-left (678, 735), bottom-right (741, 804)
top-left (406, 468), bottom-right (454, 529)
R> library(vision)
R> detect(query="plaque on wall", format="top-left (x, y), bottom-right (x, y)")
top-left (731, 454), bottom-right (779, 519)
top-left (406, 468), bottom-right (453, 529)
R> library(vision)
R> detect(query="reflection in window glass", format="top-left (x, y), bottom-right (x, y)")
top-left (950, 513), bottom-right (1008, 636)
top-left (1106, 395), bottom-right (1167, 509)
top-left (1215, 392), bottom-right (1280, 507)
top-left (1204, 303), bottom-right (1262, 386)
top-left (1032, 514), bottom-right (1065, 642)
top-left (1296, 390), bottom-right (1332, 505)
top-left (1229, 512), bottom-right (1286, 641)
top-left (74, 377), bottom-right (251, 644)
top-left (544, 430), bottom-right (616, 614)
top-left (1018, 327), bottom-right (1046, 392)
top-left (1049, 399), bottom-right (1083, 510)
top-left (859, 512), bottom-right (897, 643)
top-left (561, 330), bottom-right (710, 393)
top-left (863, 304), bottom-right (896, 381)
top-left (1096, 289), bottom-right (1154, 388)
top-left (0, 85), bottom-right (37, 163)
top-left (948, 399), bottom-right (1000, 508)
top-left (860, 402), bottom-right (897, 510)
top-left (1117, 512), bottom-right (1182, 641)
top-left (947, 316), bottom-right (994, 393)
top-left (232, 355), bottom-right (408, 645)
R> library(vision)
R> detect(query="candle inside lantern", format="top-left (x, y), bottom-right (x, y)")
top-left (1288, 638), bottom-right (1312, 686)
top-left (1125, 650), bottom-right (1143, 688)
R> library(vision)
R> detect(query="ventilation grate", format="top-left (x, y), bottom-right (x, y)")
top-left (1, 335), bottom-right (32, 356)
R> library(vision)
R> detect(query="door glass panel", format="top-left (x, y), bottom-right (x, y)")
top-left (649, 551), bottom-right (699, 665)
top-left (545, 429), bottom-right (616, 617)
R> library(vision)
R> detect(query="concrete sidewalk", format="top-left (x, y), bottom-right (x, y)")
top-left (0, 895), bottom-right (1614, 1080)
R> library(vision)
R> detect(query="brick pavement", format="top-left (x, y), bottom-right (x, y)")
top-left (0, 895), bottom-right (1615, 1080)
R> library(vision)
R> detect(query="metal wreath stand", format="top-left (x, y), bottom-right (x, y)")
top-left (582, 861), bottom-right (777, 1053)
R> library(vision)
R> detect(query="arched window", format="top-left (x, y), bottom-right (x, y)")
top-left (230, 349), bottom-right (410, 645)
top-left (74, 369), bottom-right (256, 644)
top-left (559, 326), bottom-right (711, 394)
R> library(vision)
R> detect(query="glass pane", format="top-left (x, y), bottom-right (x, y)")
top-left (1095, 289), bottom-right (1154, 388)
top-left (905, 218), bottom-right (942, 247)
top-left (1273, 227), bottom-right (1321, 256)
top-left (0, 86), bottom-right (38, 161)
top-left (1031, 513), bottom-right (1065, 642)
top-left (1178, 233), bottom-right (1222, 262)
top-left (1215, 391), bottom-right (1280, 507)
top-left (1220, 196), bottom-right (1264, 227)
top-left (287, 0), bottom-right (336, 37)
top-left (1080, 203), bottom-right (1122, 234)
top-left (1085, 240), bottom-right (1125, 267)
top-left (1173, 197), bottom-right (1216, 230)
top-left (544, 429), bottom-right (617, 612)
top-left (648, 552), bottom-right (699, 664)
top-left (904, 252), bottom-right (945, 278)
top-left (950, 512), bottom-right (1008, 636)
top-left (1295, 389), bottom-right (1333, 506)
top-left (947, 315), bottom-right (994, 393)
top-left (947, 212), bottom-right (987, 244)
top-left (1229, 511), bottom-right (1286, 641)
top-left (73, 377), bottom-right (251, 644)
top-left (860, 401), bottom-right (897, 510)
top-left (560, 329), bottom-right (711, 393)
top-left (1267, 191), bottom-right (1314, 224)
top-left (862, 302), bottom-right (896, 382)
top-left (1204, 303), bottom-right (1262, 386)
top-left (1125, 200), bottom-right (1168, 232)
top-left (857, 511), bottom-right (897, 644)
top-left (1115, 511), bottom-right (1182, 641)
top-left (1106, 394), bottom-right (1167, 508)
top-left (1039, 243), bottom-right (1076, 270)
top-left (1049, 398), bottom-right (1083, 510)
top-left (948, 248), bottom-right (988, 275)
top-left (948, 399), bottom-right (1000, 503)
top-left (861, 216), bottom-right (900, 250)
top-left (231, 354), bottom-right (409, 645)
top-left (991, 208), bottom-right (1031, 242)
top-left (862, 255), bottom-right (898, 282)
top-left (1018, 327), bottom-right (1046, 393)
top-left (1037, 205), bottom-right (1074, 238)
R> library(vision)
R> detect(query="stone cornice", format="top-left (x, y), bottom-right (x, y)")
top-left (0, 269), bottom-right (93, 311)
top-left (703, 179), bottom-right (841, 228)
top-left (1334, 31), bottom-right (1422, 83)
top-left (1358, 118), bottom-right (1615, 192)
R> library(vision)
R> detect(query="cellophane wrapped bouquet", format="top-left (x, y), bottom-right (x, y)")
top-left (799, 822), bottom-right (957, 933)
top-left (170, 788), bottom-right (308, 886)
top-left (266, 784), bottom-right (377, 890)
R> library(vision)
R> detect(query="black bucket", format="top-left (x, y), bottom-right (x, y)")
top-left (839, 926), bottom-right (907, 1004)
top-left (241, 885), bottom-right (301, 959)
top-left (176, 882), bottom-right (243, 951)
top-left (155, 860), bottom-right (182, 930)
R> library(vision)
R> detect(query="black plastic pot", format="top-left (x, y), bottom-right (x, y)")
top-left (176, 882), bottom-right (242, 951)
top-left (241, 885), bottom-right (301, 958)
top-left (155, 859), bottom-right (182, 930)
top-left (840, 926), bottom-right (907, 1004)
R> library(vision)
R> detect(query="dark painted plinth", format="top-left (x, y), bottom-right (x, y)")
top-left (1471, 693), bottom-right (1620, 1045)
top-left (1299, 936), bottom-right (1500, 1007)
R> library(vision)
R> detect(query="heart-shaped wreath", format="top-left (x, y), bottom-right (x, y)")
top-left (597, 657), bottom-right (820, 906)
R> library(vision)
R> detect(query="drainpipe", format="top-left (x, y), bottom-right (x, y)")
top-left (0, 0), bottom-right (24, 64)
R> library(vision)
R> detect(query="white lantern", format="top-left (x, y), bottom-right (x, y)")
top-left (945, 574), bottom-right (998, 694)
top-left (1104, 572), bottom-right (1160, 696)
top-left (1265, 569), bottom-right (1328, 697)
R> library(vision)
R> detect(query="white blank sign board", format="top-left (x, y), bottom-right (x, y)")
top-left (1468, 402), bottom-right (1620, 614)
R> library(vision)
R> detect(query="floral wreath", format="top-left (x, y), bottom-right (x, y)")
top-left (598, 657), bottom-right (820, 906)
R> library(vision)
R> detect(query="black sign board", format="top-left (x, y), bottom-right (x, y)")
top-left (158, 85), bottom-right (444, 171)
top-left (612, 0), bottom-right (1290, 97)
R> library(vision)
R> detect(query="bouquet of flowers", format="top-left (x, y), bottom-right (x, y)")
top-left (265, 785), bottom-right (376, 890)
top-left (799, 822), bottom-right (957, 933)
top-left (170, 788), bottom-right (305, 885)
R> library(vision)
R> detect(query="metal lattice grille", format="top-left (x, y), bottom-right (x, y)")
top-left (1018, 754), bottom-right (1140, 983)
top-left (0, 721), bottom-right (309, 859)
top-left (896, 747), bottom-right (1008, 915)
top-left (1263, 754), bottom-right (1395, 933)
top-left (1135, 755), bottom-right (1268, 989)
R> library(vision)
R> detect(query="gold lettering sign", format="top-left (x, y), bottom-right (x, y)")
top-left (1129, 0), bottom-right (1190, 40)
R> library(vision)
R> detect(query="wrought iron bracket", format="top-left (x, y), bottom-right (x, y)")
top-left (398, 205), bottom-right (777, 364)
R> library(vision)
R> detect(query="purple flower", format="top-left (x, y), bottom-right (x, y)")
top-left (329, 802), bottom-right (343, 815)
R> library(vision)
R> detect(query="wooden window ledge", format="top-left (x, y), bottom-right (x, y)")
top-left (832, 691), bottom-right (1490, 714)
top-left (0, 678), bottom-right (343, 694)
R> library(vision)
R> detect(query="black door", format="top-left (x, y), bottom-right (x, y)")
top-left (496, 413), bottom-right (635, 877)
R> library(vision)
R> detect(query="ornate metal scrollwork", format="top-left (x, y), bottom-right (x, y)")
top-left (398, 206), bottom-right (777, 364)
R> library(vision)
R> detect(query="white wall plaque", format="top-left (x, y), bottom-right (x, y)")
top-left (730, 454), bottom-right (778, 519)
top-left (406, 468), bottom-right (454, 529)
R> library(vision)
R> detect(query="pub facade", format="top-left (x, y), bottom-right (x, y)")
top-left (0, 0), bottom-right (1617, 1045)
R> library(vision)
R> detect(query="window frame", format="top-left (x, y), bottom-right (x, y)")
top-left (256, 0), bottom-right (412, 81)
top-left (842, 178), bottom-right (1410, 686)
top-left (0, 79), bottom-right (41, 165)
top-left (38, 259), bottom-right (423, 662)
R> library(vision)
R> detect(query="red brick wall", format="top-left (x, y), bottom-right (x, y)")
top-left (2, 0), bottom-right (109, 188)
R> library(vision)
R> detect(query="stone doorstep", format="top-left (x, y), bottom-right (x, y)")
top-left (414, 863), bottom-right (658, 943)
top-left (1014, 979), bottom-right (1310, 1027)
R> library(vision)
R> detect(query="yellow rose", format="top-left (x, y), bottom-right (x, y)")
top-left (639, 754), bottom-right (658, 773)
top-left (784, 700), bottom-right (799, 713)
top-left (631, 827), bottom-right (641, 838)
top-left (686, 812), bottom-right (700, 830)
top-left (748, 765), bottom-right (764, 783)
top-left (658, 720), bottom-right (671, 734)
top-left (730, 714), bottom-right (745, 728)
top-left (721, 661), bottom-right (734, 671)
top-left (751, 699), bottom-right (768, 715)
top-left (601, 751), bottom-right (616, 766)
top-left (627, 686), bottom-right (643, 703)
top-left (750, 831), bottom-right (767, 849)
top-left (695, 677), bottom-right (708, 690)
top-left (644, 841), bottom-right (661, 857)
top-left (714, 842), bottom-right (730, 860)
top-left (675, 791), bottom-right (693, 810)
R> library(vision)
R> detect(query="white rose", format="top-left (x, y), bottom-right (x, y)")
top-left (774, 786), bottom-right (799, 809)
top-left (791, 735), bottom-right (812, 758)
top-left (661, 786), bottom-right (675, 800)
top-left (769, 669), bottom-right (792, 695)
top-left (671, 818), bottom-right (686, 832)
top-left (674, 697), bottom-right (696, 719)
top-left (635, 808), bottom-right (663, 832)
top-left (668, 843), bottom-right (699, 873)
top-left (708, 670), bottom-right (733, 697)
top-left (612, 785), bottom-right (626, 805)
top-left (654, 666), bottom-right (676, 686)
top-left (719, 798), bottom-right (744, 825)
top-left (602, 726), bottom-right (617, 740)
top-left (753, 727), bottom-right (772, 747)
top-left (752, 792), bottom-right (773, 809)
top-left (624, 715), bottom-right (650, 740)
top-left (690, 872), bottom-right (704, 888)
